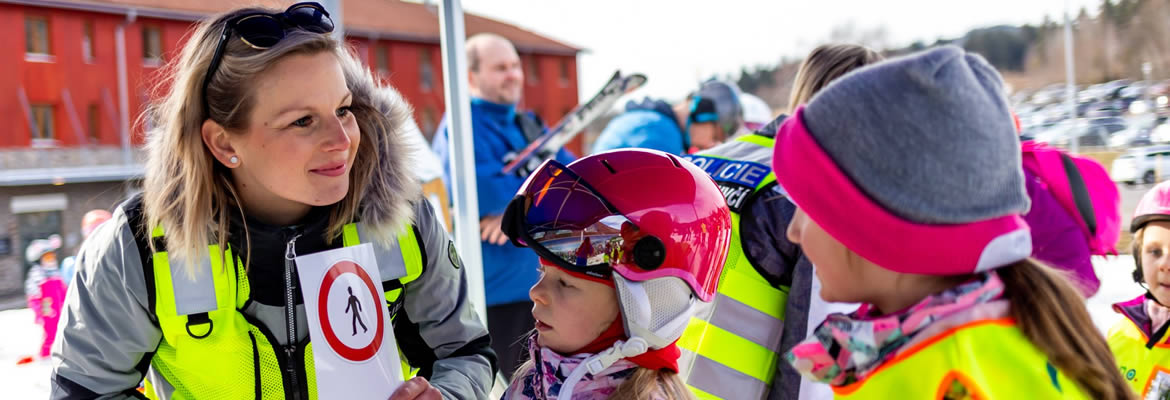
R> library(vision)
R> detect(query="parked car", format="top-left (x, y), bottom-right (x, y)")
top-left (1036, 118), bottom-right (1126, 149)
top-left (1153, 123), bottom-right (1170, 144)
top-left (1111, 145), bottom-right (1170, 185)
top-left (1109, 123), bottom-right (1153, 148)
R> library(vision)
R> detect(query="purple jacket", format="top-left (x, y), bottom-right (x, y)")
top-left (1023, 169), bottom-right (1098, 297)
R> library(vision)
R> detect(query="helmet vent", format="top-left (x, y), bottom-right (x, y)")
top-left (600, 159), bottom-right (617, 174)
top-left (667, 154), bottom-right (682, 168)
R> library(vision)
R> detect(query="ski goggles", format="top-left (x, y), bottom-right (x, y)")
top-left (201, 2), bottom-right (334, 112)
top-left (503, 160), bottom-right (665, 281)
top-left (687, 96), bottom-right (719, 125)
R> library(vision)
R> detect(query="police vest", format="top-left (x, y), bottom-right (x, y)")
top-left (679, 134), bottom-right (789, 400)
top-left (1109, 315), bottom-right (1170, 398)
top-left (143, 223), bottom-right (422, 400)
top-left (832, 318), bottom-right (1088, 399)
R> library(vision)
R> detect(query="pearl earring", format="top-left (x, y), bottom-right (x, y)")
top-left (229, 155), bottom-right (239, 164)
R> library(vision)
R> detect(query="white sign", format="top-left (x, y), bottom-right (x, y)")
top-left (298, 243), bottom-right (403, 399)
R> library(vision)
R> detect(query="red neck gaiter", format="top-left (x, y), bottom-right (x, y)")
top-left (572, 313), bottom-right (681, 373)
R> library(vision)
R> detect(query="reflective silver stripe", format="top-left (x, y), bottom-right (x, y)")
top-left (170, 252), bottom-right (217, 315)
top-left (682, 350), bottom-right (770, 400)
top-left (708, 292), bottom-right (784, 353)
top-left (356, 224), bottom-right (408, 281)
top-left (146, 365), bottom-right (177, 399)
top-left (704, 138), bottom-right (773, 164)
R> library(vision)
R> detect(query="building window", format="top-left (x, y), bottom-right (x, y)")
top-left (559, 58), bottom-right (571, 86)
top-left (25, 16), bottom-right (52, 59)
top-left (420, 47), bottom-right (434, 91)
top-left (375, 44), bottom-right (390, 77)
top-left (526, 56), bottom-right (540, 85)
top-left (88, 104), bottom-right (101, 143)
top-left (82, 20), bottom-right (95, 62)
top-left (30, 105), bottom-right (55, 141)
top-left (142, 25), bottom-right (162, 66)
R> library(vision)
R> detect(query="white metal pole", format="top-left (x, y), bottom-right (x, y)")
top-left (115, 11), bottom-right (134, 165)
top-left (439, 0), bottom-right (487, 323)
top-left (1064, 0), bottom-right (1078, 154)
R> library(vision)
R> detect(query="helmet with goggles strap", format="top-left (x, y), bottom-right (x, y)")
top-left (502, 149), bottom-right (731, 398)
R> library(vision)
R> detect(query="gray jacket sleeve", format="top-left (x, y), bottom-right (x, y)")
top-left (397, 201), bottom-right (496, 399)
top-left (50, 207), bottom-right (161, 400)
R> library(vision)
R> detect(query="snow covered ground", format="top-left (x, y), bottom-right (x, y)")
top-left (0, 307), bottom-right (54, 399)
top-left (0, 256), bottom-right (1148, 398)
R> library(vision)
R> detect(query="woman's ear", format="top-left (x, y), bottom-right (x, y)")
top-left (202, 119), bottom-right (239, 168)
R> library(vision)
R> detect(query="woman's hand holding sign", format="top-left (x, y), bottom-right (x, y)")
top-left (388, 377), bottom-right (442, 400)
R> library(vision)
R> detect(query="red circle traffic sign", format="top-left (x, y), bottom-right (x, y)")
top-left (318, 260), bottom-right (384, 362)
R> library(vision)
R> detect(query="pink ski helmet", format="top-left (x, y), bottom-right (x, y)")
top-left (1131, 180), bottom-right (1170, 286)
top-left (81, 209), bottom-right (113, 238)
top-left (503, 149), bottom-right (732, 302)
top-left (1133, 180), bottom-right (1170, 233)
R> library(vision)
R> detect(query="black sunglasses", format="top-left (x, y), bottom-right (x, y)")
top-left (201, 2), bottom-right (334, 114)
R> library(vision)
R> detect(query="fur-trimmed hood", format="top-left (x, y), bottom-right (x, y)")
top-left (339, 52), bottom-right (422, 239)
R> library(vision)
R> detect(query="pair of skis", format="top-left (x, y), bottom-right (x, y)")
top-left (501, 71), bottom-right (648, 175)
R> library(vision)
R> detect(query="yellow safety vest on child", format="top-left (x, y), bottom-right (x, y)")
top-left (832, 318), bottom-right (1088, 399)
top-left (1109, 296), bottom-right (1170, 398)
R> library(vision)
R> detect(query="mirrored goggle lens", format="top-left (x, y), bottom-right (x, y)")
top-left (531, 214), bottom-right (640, 269)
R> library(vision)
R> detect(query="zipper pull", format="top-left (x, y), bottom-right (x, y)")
top-left (285, 233), bottom-right (302, 261)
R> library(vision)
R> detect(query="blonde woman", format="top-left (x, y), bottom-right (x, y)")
top-left (50, 3), bottom-right (493, 399)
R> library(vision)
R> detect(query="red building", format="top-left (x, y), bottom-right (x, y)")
top-left (0, 0), bottom-right (580, 296)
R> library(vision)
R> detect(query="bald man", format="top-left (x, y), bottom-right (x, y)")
top-left (431, 33), bottom-right (574, 379)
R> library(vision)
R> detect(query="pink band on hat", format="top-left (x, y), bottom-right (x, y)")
top-left (772, 107), bottom-right (1031, 276)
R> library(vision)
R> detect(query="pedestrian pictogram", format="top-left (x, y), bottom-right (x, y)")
top-left (318, 260), bottom-right (384, 362)
top-left (345, 286), bottom-right (368, 336)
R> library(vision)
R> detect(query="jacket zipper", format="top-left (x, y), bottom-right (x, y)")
top-left (284, 232), bottom-right (303, 400)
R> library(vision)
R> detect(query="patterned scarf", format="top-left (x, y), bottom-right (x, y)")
top-left (785, 271), bottom-right (1005, 387)
top-left (502, 337), bottom-right (646, 400)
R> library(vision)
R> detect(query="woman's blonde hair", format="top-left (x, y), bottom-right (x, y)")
top-left (142, 6), bottom-right (416, 274)
top-left (999, 259), bottom-right (1133, 399)
top-left (511, 359), bottom-right (696, 400)
top-left (787, 44), bottom-right (883, 111)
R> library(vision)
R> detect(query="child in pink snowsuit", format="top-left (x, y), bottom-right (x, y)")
top-left (25, 235), bottom-right (65, 359)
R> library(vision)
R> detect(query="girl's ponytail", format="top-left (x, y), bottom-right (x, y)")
top-left (999, 259), bottom-right (1133, 399)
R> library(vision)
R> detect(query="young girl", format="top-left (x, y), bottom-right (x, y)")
top-left (499, 149), bottom-right (733, 399)
top-left (773, 46), bottom-right (1131, 399)
top-left (20, 235), bottom-right (66, 364)
top-left (1111, 180), bottom-right (1170, 397)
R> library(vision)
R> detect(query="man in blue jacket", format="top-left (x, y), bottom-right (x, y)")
top-left (431, 33), bottom-right (573, 379)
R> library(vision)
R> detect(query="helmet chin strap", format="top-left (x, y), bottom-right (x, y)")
top-left (556, 276), bottom-right (696, 400)
top-left (556, 338), bottom-right (649, 400)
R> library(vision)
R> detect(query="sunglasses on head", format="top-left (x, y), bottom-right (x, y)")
top-left (201, 2), bottom-right (334, 113)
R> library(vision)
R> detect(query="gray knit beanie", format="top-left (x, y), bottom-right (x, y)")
top-left (801, 45), bottom-right (1029, 224)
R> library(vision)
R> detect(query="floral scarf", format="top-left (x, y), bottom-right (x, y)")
top-left (502, 337), bottom-right (661, 400)
top-left (785, 271), bottom-right (1005, 387)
